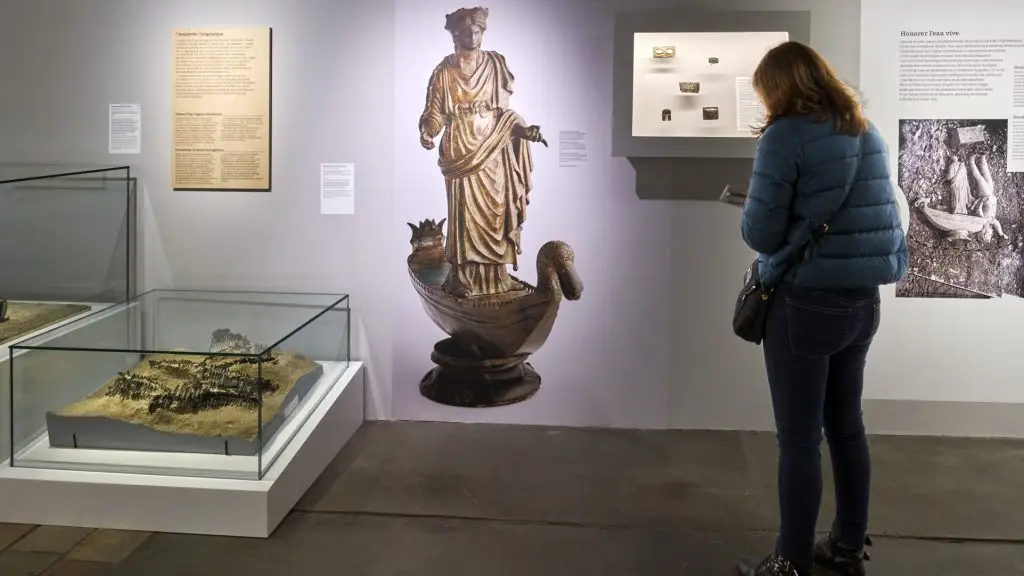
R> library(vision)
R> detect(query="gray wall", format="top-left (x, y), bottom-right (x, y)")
top-left (0, 0), bottom-right (395, 420)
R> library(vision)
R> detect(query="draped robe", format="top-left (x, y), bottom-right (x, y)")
top-left (947, 160), bottom-right (971, 215)
top-left (418, 50), bottom-right (534, 296)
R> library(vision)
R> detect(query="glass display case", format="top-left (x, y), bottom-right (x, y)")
top-left (630, 31), bottom-right (788, 138)
top-left (8, 289), bottom-right (350, 481)
top-left (0, 164), bottom-right (137, 463)
top-left (0, 164), bottom-right (135, 345)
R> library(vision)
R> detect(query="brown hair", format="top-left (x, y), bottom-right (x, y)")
top-left (751, 41), bottom-right (868, 136)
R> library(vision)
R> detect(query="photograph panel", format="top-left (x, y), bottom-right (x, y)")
top-left (896, 118), bottom-right (1023, 298)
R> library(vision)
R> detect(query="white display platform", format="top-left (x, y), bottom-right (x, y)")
top-left (0, 361), bottom-right (365, 538)
top-left (631, 31), bottom-right (787, 138)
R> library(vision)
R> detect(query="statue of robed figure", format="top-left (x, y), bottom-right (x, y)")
top-left (418, 6), bottom-right (548, 298)
top-left (405, 6), bottom-right (583, 408)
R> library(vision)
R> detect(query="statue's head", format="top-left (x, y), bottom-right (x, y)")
top-left (445, 7), bottom-right (488, 51)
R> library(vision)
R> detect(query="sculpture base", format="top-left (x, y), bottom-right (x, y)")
top-left (419, 338), bottom-right (540, 408)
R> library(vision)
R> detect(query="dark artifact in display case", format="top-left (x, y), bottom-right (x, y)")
top-left (708, 57), bottom-right (719, 64)
top-left (678, 81), bottom-right (700, 94)
top-left (662, 108), bottom-right (671, 121)
top-left (0, 297), bottom-right (6, 322)
top-left (412, 6), bottom-right (583, 408)
top-left (653, 45), bottom-right (675, 59)
top-left (45, 329), bottom-right (323, 456)
top-left (703, 106), bottom-right (719, 120)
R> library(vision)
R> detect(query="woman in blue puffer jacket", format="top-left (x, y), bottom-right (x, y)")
top-left (735, 41), bottom-right (908, 576)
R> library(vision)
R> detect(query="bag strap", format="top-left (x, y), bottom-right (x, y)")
top-left (811, 134), bottom-right (864, 238)
top-left (772, 134), bottom-right (865, 285)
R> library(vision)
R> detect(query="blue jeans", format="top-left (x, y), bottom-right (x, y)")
top-left (762, 283), bottom-right (880, 569)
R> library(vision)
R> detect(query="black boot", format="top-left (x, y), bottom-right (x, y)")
top-left (812, 532), bottom-right (872, 576)
top-left (736, 552), bottom-right (803, 575)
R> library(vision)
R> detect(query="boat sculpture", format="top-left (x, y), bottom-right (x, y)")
top-left (407, 221), bottom-right (582, 406)
top-left (408, 6), bottom-right (583, 407)
top-left (916, 155), bottom-right (1008, 243)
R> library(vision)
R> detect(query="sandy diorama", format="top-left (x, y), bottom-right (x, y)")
top-left (46, 329), bottom-right (323, 456)
top-left (0, 302), bottom-right (91, 346)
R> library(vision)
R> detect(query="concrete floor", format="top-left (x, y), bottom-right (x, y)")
top-left (2, 421), bottom-right (1023, 574)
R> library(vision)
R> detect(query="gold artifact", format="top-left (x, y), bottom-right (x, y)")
top-left (653, 46), bottom-right (676, 58)
top-left (411, 6), bottom-right (583, 408)
top-left (679, 81), bottom-right (700, 94)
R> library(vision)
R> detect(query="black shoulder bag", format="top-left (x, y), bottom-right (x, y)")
top-left (732, 137), bottom-right (863, 344)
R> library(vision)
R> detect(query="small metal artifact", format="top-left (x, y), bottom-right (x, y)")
top-left (703, 106), bottom-right (719, 120)
top-left (678, 81), bottom-right (700, 94)
top-left (661, 108), bottom-right (671, 121)
top-left (0, 298), bottom-right (7, 322)
top-left (708, 57), bottom-right (719, 64)
top-left (653, 46), bottom-right (676, 59)
top-left (952, 125), bottom-right (985, 146)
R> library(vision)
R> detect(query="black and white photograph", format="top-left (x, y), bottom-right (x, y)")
top-left (896, 118), bottom-right (1024, 298)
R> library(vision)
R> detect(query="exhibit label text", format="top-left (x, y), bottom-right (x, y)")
top-left (901, 30), bottom-right (960, 37)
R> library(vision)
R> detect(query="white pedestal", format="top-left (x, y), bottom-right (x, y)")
top-left (0, 362), bottom-right (365, 538)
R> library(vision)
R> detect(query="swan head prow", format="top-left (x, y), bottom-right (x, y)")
top-left (536, 241), bottom-right (583, 301)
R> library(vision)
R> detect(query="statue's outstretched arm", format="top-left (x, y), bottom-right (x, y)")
top-left (418, 67), bottom-right (445, 150)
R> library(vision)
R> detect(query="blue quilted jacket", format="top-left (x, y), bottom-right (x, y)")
top-left (740, 114), bottom-right (908, 289)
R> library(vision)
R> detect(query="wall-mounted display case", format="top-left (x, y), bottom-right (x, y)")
top-left (612, 10), bottom-right (811, 201)
top-left (8, 289), bottom-right (351, 481)
top-left (631, 31), bottom-right (788, 138)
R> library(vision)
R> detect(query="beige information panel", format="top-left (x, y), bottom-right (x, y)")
top-left (171, 27), bottom-right (272, 191)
